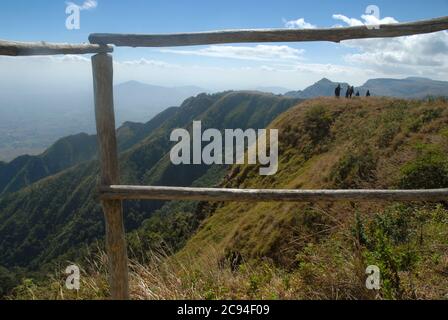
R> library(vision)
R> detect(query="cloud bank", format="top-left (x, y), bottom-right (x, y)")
top-left (332, 14), bottom-right (448, 77)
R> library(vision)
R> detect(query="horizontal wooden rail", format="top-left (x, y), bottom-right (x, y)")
top-left (99, 185), bottom-right (448, 202)
top-left (0, 39), bottom-right (113, 56)
top-left (89, 16), bottom-right (448, 47)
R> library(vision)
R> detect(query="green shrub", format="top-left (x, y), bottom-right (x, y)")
top-left (365, 210), bottom-right (419, 299)
top-left (369, 204), bottom-right (414, 245)
top-left (330, 149), bottom-right (377, 188)
top-left (303, 106), bottom-right (333, 144)
top-left (351, 211), bottom-right (368, 246)
top-left (363, 204), bottom-right (428, 299)
top-left (399, 144), bottom-right (448, 189)
top-left (364, 229), bottom-right (404, 299)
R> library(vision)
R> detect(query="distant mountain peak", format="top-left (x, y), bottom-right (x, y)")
top-left (316, 77), bottom-right (333, 84)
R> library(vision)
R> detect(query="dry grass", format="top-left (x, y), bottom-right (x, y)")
top-left (9, 203), bottom-right (448, 301)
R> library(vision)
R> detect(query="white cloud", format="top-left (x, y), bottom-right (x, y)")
top-left (160, 45), bottom-right (305, 62)
top-left (333, 14), bottom-right (448, 78)
top-left (332, 14), bottom-right (364, 27)
top-left (344, 32), bottom-right (448, 78)
top-left (66, 0), bottom-right (97, 11)
top-left (360, 14), bottom-right (398, 26)
top-left (332, 13), bottom-right (398, 27)
top-left (283, 18), bottom-right (316, 29)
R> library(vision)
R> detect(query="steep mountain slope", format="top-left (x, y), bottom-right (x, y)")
top-left (0, 133), bottom-right (97, 195)
top-left (116, 106), bottom-right (178, 152)
top-left (0, 107), bottom-right (178, 196)
top-left (0, 91), bottom-right (300, 270)
top-left (176, 97), bottom-right (448, 298)
top-left (285, 77), bottom-right (448, 99)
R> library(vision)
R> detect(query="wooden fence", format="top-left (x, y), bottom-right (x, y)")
top-left (1, 16), bottom-right (448, 300)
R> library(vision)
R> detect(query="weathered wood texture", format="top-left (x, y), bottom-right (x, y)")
top-left (0, 39), bottom-right (112, 56)
top-left (89, 16), bottom-right (448, 47)
top-left (100, 185), bottom-right (448, 202)
top-left (92, 53), bottom-right (129, 300)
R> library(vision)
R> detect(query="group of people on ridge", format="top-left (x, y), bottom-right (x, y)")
top-left (334, 84), bottom-right (370, 98)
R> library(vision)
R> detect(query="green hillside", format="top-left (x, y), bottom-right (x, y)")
top-left (0, 106), bottom-right (179, 197)
top-left (116, 106), bottom-right (178, 152)
top-left (0, 133), bottom-right (97, 196)
top-left (175, 97), bottom-right (448, 299)
top-left (0, 91), bottom-right (299, 272)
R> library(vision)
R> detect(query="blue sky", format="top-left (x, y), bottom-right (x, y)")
top-left (1, 0), bottom-right (447, 91)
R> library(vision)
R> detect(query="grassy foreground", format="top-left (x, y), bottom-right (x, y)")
top-left (7, 202), bottom-right (448, 300)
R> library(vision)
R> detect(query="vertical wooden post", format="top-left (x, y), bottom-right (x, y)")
top-left (92, 53), bottom-right (129, 300)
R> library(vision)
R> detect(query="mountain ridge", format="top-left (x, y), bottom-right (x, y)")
top-left (285, 76), bottom-right (448, 99)
top-left (0, 106), bottom-right (179, 196)
top-left (0, 91), bottom-right (300, 269)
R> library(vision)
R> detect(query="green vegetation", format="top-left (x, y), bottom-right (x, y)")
top-left (0, 133), bottom-right (97, 195)
top-left (330, 148), bottom-right (377, 188)
top-left (173, 97), bottom-right (448, 299)
top-left (2, 96), bottom-right (448, 300)
top-left (399, 143), bottom-right (448, 189)
top-left (0, 91), bottom-right (299, 285)
top-left (0, 265), bottom-right (19, 296)
top-left (7, 202), bottom-right (447, 300)
top-left (0, 107), bottom-right (180, 197)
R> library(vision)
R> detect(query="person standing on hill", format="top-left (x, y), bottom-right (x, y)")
top-left (366, 90), bottom-right (371, 97)
top-left (346, 86), bottom-right (354, 98)
top-left (335, 84), bottom-right (341, 98)
top-left (349, 86), bottom-right (355, 98)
